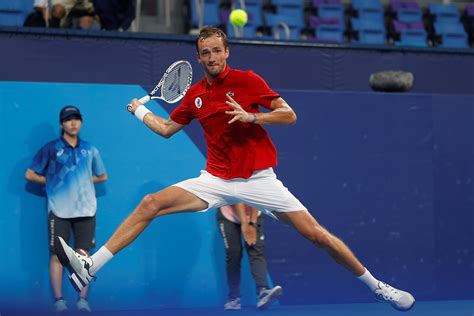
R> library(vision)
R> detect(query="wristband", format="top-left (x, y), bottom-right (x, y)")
top-left (251, 113), bottom-right (257, 124)
top-left (135, 106), bottom-right (152, 122)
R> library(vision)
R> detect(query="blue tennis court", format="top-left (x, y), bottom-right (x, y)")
top-left (4, 300), bottom-right (474, 316)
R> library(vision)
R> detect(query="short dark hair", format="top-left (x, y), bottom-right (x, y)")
top-left (195, 26), bottom-right (228, 52)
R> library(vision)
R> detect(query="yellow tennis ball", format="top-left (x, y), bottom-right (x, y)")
top-left (229, 9), bottom-right (248, 27)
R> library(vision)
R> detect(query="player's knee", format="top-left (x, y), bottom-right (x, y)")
top-left (138, 194), bottom-right (161, 219)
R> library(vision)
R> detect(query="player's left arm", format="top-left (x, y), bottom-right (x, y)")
top-left (225, 95), bottom-right (297, 125)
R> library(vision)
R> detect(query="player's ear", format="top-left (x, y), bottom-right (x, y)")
top-left (196, 52), bottom-right (201, 63)
top-left (225, 47), bottom-right (229, 58)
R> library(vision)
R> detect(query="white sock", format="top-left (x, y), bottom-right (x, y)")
top-left (357, 269), bottom-right (380, 292)
top-left (89, 246), bottom-right (114, 275)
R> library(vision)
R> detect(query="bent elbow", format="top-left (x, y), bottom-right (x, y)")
top-left (289, 112), bottom-right (297, 125)
top-left (162, 132), bottom-right (172, 139)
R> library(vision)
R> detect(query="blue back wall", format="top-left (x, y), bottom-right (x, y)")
top-left (0, 82), bottom-right (472, 311)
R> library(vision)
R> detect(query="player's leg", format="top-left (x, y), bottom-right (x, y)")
top-left (274, 210), bottom-right (415, 310)
top-left (238, 168), bottom-right (415, 311)
top-left (273, 210), bottom-right (365, 275)
top-left (105, 186), bottom-right (208, 254)
top-left (55, 185), bottom-right (208, 292)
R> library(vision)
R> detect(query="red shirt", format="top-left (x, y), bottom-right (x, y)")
top-left (170, 65), bottom-right (280, 179)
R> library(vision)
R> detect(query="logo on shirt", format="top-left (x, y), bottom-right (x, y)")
top-left (226, 91), bottom-right (234, 97)
top-left (81, 149), bottom-right (87, 157)
top-left (195, 97), bottom-right (202, 108)
top-left (56, 149), bottom-right (64, 157)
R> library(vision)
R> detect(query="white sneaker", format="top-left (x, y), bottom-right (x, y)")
top-left (257, 285), bottom-right (282, 310)
top-left (77, 298), bottom-right (91, 312)
top-left (224, 297), bottom-right (241, 310)
top-left (374, 281), bottom-right (415, 311)
top-left (55, 236), bottom-right (96, 292)
top-left (54, 298), bottom-right (68, 312)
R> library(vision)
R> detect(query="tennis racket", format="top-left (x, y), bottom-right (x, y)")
top-left (128, 60), bottom-right (193, 111)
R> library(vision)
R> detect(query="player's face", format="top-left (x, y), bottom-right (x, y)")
top-left (61, 117), bottom-right (82, 137)
top-left (197, 35), bottom-right (229, 78)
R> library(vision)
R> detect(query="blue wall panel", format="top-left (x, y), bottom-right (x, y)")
top-left (0, 82), bottom-right (473, 311)
top-left (0, 29), bottom-right (473, 94)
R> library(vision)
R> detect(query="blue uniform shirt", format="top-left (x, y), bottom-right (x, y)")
top-left (30, 137), bottom-right (106, 219)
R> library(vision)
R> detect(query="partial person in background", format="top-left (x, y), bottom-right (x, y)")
top-left (92, 0), bottom-right (136, 31)
top-left (24, 0), bottom-right (52, 27)
top-left (25, 106), bottom-right (107, 312)
top-left (217, 203), bottom-right (282, 310)
top-left (24, 0), bottom-right (97, 29)
top-left (51, 0), bottom-right (97, 29)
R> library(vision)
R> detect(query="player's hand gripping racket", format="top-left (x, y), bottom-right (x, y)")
top-left (128, 60), bottom-right (193, 112)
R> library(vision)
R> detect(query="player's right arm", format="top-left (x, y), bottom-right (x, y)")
top-left (25, 169), bottom-right (46, 185)
top-left (129, 98), bottom-right (184, 138)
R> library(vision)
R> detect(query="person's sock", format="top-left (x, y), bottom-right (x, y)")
top-left (89, 246), bottom-right (114, 275)
top-left (357, 269), bottom-right (380, 292)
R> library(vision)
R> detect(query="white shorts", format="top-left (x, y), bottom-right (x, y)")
top-left (173, 168), bottom-right (307, 217)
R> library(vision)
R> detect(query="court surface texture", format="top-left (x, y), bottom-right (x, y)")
top-left (3, 300), bottom-right (473, 316)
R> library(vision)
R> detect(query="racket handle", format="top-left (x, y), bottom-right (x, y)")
top-left (139, 95), bottom-right (151, 104)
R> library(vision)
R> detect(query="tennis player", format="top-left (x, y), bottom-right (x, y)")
top-left (55, 26), bottom-right (415, 311)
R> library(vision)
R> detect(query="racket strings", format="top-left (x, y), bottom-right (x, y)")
top-left (162, 63), bottom-right (192, 103)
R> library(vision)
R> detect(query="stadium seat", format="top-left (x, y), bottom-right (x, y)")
top-left (395, 29), bottom-right (428, 47)
top-left (351, 18), bottom-right (385, 44)
top-left (265, 11), bottom-right (304, 30)
top-left (434, 21), bottom-right (465, 34)
top-left (429, 3), bottom-right (458, 17)
top-left (316, 24), bottom-right (344, 42)
top-left (190, 0), bottom-right (220, 28)
top-left (0, 11), bottom-right (28, 27)
top-left (318, 3), bottom-right (344, 25)
top-left (233, 0), bottom-right (262, 26)
top-left (352, 0), bottom-right (383, 21)
top-left (264, 0), bottom-right (304, 33)
top-left (358, 29), bottom-right (386, 44)
top-left (392, 20), bottom-right (424, 33)
top-left (351, 18), bottom-right (384, 32)
top-left (226, 23), bottom-right (256, 38)
top-left (0, 0), bottom-right (33, 27)
top-left (429, 3), bottom-right (460, 24)
top-left (271, 0), bottom-right (302, 6)
top-left (309, 16), bottom-right (340, 28)
top-left (439, 32), bottom-right (468, 48)
top-left (397, 8), bottom-right (422, 23)
top-left (389, 0), bottom-right (420, 11)
top-left (352, 0), bottom-right (382, 11)
top-left (312, 0), bottom-right (342, 8)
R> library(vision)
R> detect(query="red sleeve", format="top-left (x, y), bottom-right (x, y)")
top-left (170, 95), bottom-right (194, 125)
top-left (247, 71), bottom-right (280, 110)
